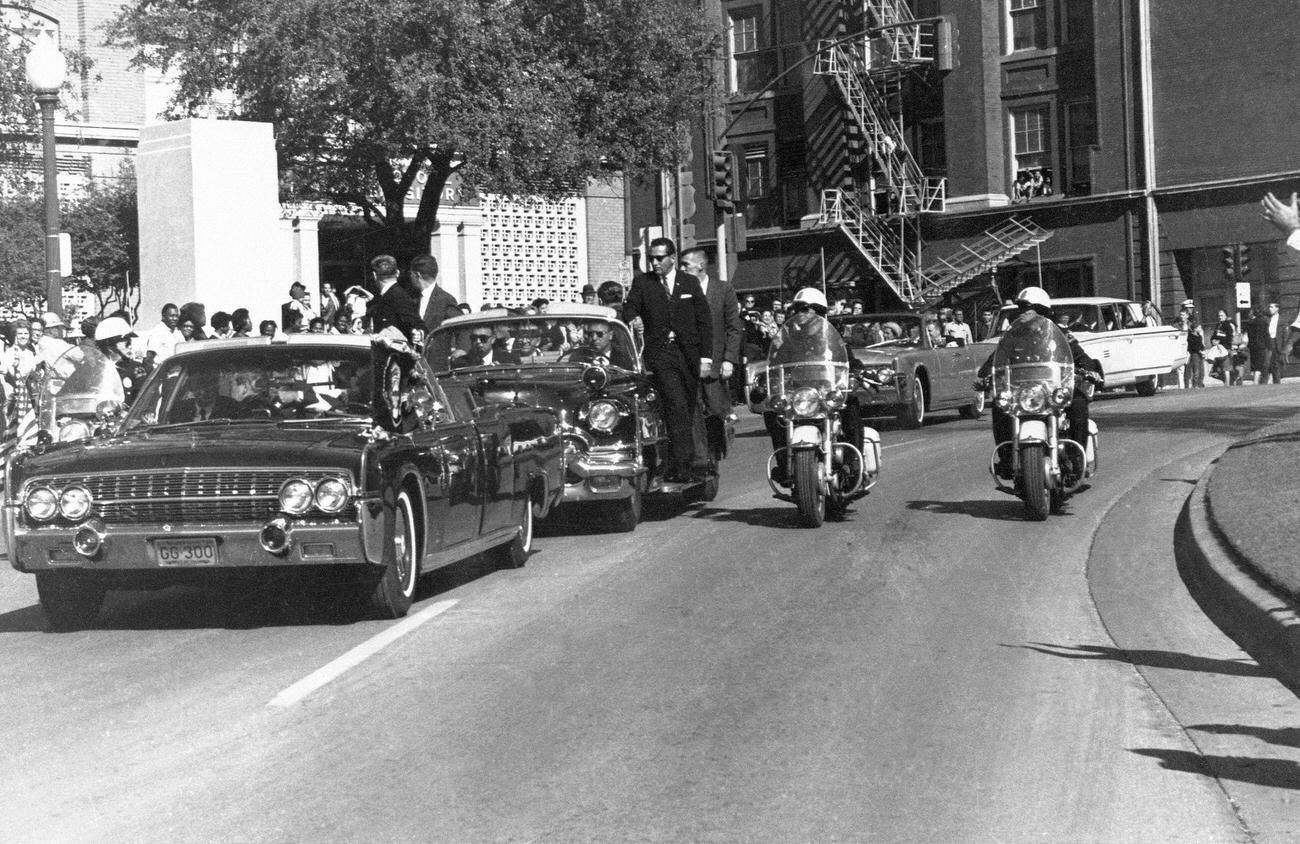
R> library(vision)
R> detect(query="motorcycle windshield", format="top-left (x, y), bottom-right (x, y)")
top-left (767, 313), bottom-right (849, 400)
top-left (990, 312), bottom-right (1074, 394)
top-left (37, 346), bottom-right (126, 432)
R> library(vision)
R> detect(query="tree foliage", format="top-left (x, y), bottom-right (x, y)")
top-left (63, 166), bottom-right (141, 319)
top-left (0, 5), bottom-right (93, 187)
top-left (0, 195), bottom-right (45, 310)
top-left (108, 0), bottom-right (718, 253)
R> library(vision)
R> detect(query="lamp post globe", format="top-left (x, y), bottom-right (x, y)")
top-left (25, 31), bottom-right (66, 316)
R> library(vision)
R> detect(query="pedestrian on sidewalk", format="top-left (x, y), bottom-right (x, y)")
top-left (1208, 310), bottom-right (1235, 384)
top-left (1184, 316), bottom-right (1206, 388)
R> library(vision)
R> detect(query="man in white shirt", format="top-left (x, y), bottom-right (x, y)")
top-left (943, 310), bottom-right (974, 345)
top-left (32, 312), bottom-right (75, 368)
top-left (144, 303), bottom-right (183, 369)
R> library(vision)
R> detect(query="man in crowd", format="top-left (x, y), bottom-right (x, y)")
top-left (318, 282), bottom-right (340, 326)
top-left (144, 303), bottom-right (183, 369)
top-left (975, 307), bottom-right (999, 341)
top-left (281, 282), bottom-right (317, 330)
top-left (620, 236), bottom-right (713, 483)
top-left (581, 284), bottom-right (598, 305)
top-left (943, 309), bottom-right (974, 345)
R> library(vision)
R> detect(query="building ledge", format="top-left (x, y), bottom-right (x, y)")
top-left (944, 193), bottom-right (1012, 213)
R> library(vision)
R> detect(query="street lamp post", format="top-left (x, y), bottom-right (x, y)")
top-left (24, 32), bottom-right (66, 317)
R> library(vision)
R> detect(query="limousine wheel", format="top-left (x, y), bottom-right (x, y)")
top-left (367, 489), bottom-right (419, 619)
top-left (499, 496), bottom-right (534, 568)
top-left (1135, 376), bottom-right (1157, 397)
top-left (36, 572), bottom-right (107, 632)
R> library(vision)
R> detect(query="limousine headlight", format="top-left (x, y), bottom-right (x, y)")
top-left (58, 485), bottom-right (93, 521)
top-left (24, 487), bottom-right (58, 522)
top-left (279, 478), bottom-right (314, 515)
top-left (314, 477), bottom-right (350, 514)
top-left (585, 399), bottom-right (623, 433)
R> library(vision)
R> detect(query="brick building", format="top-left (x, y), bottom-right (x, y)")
top-left (665, 0), bottom-right (1300, 322)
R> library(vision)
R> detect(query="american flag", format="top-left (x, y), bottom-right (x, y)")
top-left (0, 408), bottom-right (39, 463)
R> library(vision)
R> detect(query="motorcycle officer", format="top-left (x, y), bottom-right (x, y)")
top-left (975, 286), bottom-right (1102, 480)
top-left (94, 316), bottom-right (150, 405)
top-left (763, 287), bottom-right (863, 484)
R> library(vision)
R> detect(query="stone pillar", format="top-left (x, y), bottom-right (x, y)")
top-left (137, 119), bottom-right (286, 328)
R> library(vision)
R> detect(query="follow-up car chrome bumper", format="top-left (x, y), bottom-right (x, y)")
top-left (561, 444), bottom-right (645, 503)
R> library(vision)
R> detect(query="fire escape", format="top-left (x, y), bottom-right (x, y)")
top-left (814, 0), bottom-right (1051, 307)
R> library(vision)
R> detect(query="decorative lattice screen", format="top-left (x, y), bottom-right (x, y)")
top-left (480, 195), bottom-right (588, 308)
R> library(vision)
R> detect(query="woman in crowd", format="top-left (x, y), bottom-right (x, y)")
top-left (1209, 309), bottom-right (1235, 384)
top-left (178, 317), bottom-right (198, 343)
top-left (3, 320), bottom-right (39, 425)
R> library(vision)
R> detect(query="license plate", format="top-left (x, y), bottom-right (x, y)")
top-left (154, 537), bottom-right (219, 566)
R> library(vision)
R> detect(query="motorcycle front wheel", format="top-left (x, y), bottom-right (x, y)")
top-left (792, 448), bottom-right (825, 528)
top-left (1019, 442), bottom-right (1050, 521)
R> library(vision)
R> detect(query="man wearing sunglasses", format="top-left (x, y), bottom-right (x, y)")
top-left (621, 236), bottom-right (714, 483)
top-left (458, 328), bottom-right (517, 367)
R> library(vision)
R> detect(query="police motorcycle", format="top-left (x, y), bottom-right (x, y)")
top-left (35, 345), bottom-right (127, 444)
top-left (983, 306), bottom-right (1099, 521)
top-left (751, 289), bottom-right (881, 528)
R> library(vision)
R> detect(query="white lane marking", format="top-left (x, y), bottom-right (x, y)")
top-left (268, 599), bottom-right (458, 708)
top-left (883, 439), bottom-right (924, 449)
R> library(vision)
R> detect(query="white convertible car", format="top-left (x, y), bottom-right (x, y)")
top-left (988, 297), bottom-right (1189, 396)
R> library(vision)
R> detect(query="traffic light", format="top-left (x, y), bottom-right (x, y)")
top-left (711, 149), bottom-right (735, 212)
top-left (1238, 243), bottom-right (1251, 278)
top-left (935, 16), bottom-right (959, 71)
top-left (1222, 244), bottom-right (1237, 279)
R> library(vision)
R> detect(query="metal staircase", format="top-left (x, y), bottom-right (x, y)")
top-left (920, 217), bottom-right (1054, 304)
top-left (815, 1), bottom-right (1053, 309)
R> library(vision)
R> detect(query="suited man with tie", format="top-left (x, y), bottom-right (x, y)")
top-left (680, 247), bottom-right (742, 461)
top-left (621, 236), bottom-right (713, 482)
top-left (410, 253), bottom-right (461, 364)
top-left (366, 254), bottom-right (422, 343)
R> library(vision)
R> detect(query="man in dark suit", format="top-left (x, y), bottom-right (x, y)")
top-left (410, 253), bottom-right (461, 365)
top-left (366, 254), bottom-right (422, 343)
top-left (620, 236), bottom-right (713, 482)
top-left (680, 247), bottom-right (741, 461)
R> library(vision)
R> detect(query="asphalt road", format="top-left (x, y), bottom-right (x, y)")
top-left (3, 383), bottom-right (1300, 843)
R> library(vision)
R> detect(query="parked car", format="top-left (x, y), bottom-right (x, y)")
top-left (3, 334), bottom-right (563, 629)
top-left (987, 297), bottom-right (1188, 396)
top-left (827, 312), bottom-right (987, 427)
top-left (427, 305), bottom-right (728, 532)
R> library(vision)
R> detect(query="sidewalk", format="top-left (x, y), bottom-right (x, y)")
top-left (1183, 413), bottom-right (1300, 695)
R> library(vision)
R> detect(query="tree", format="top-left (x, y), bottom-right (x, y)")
top-left (0, 5), bottom-right (92, 187)
top-left (0, 194), bottom-right (45, 311)
top-left (62, 165), bottom-right (141, 321)
top-left (108, 0), bottom-right (717, 254)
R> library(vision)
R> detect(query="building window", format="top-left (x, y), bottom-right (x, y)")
top-left (917, 118), bottom-right (947, 178)
top-left (1063, 0), bottom-right (1094, 43)
top-left (744, 146), bottom-right (770, 198)
top-left (729, 6), bottom-right (774, 94)
top-left (1065, 100), bottom-right (1096, 195)
top-left (1011, 105), bottom-right (1054, 200)
top-left (1009, 0), bottom-right (1047, 51)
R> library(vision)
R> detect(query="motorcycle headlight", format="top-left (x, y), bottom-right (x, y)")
top-left (995, 389), bottom-right (1014, 410)
top-left (1051, 387), bottom-right (1072, 407)
top-left (769, 396), bottom-right (790, 413)
top-left (585, 399), bottom-right (622, 433)
top-left (58, 419), bottom-right (93, 442)
top-left (314, 477), bottom-right (350, 514)
top-left (824, 389), bottom-right (846, 410)
top-left (278, 478), bottom-right (314, 515)
top-left (58, 485), bottom-right (93, 521)
top-left (790, 386), bottom-right (822, 417)
top-left (24, 487), bottom-right (58, 522)
top-left (876, 367), bottom-right (896, 385)
top-left (1016, 384), bottom-right (1049, 414)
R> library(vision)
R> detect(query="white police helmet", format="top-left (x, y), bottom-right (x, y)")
top-left (93, 316), bottom-right (136, 343)
top-left (792, 287), bottom-right (828, 313)
top-left (1015, 286), bottom-right (1051, 311)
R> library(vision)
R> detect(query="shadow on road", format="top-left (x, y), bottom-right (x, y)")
top-left (1129, 748), bottom-right (1300, 790)
top-left (1095, 402), bottom-right (1298, 437)
top-left (1188, 723), bottom-right (1300, 750)
top-left (1006, 642), bottom-right (1268, 678)
top-left (692, 504), bottom-right (814, 529)
top-left (0, 604), bottom-right (49, 633)
top-left (905, 498), bottom-right (1036, 522)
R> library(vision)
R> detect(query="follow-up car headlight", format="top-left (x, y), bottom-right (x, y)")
top-left (585, 399), bottom-right (623, 433)
top-left (24, 487), bottom-right (58, 522)
top-left (58, 485), bottom-right (93, 521)
top-left (279, 478), bottom-right (315, 515)
top-left (790, 386), bottom-right (822, 417)
top-left (314, 477), bottom-right (350, 514)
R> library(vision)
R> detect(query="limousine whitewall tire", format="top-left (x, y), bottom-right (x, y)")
top-left (368, 488), bottom-right (419, 619)
top-left (898, 375), bottom-right (926, 429)
top-left (499, 494), bottom-right (534, 569)
top-left (960, 388), bottom-right (986, 419)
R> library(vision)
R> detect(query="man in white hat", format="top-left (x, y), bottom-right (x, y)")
top-left (33, 312), bottom-right (75, 367)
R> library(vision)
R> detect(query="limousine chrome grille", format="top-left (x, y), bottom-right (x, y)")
top-left (18, 467), bottom-right (357, 528)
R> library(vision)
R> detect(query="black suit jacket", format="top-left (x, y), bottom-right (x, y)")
top-left (421, 286), bottom-right (462, 335)
top-left (620, 270), bottom-right (713, 370)
top-left (368, 283), bottom-right (422, 340)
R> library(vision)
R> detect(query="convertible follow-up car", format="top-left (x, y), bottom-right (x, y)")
top-left (4, 334), bottom-right (563, 629)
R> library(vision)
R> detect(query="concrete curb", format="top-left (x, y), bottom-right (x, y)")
top-left (1180, 468), bottom-right (1300, 696)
